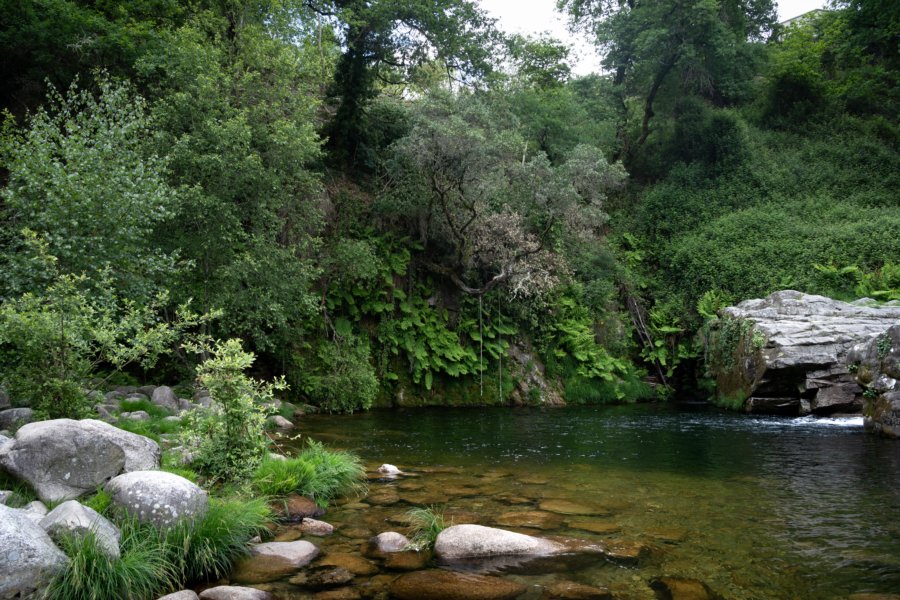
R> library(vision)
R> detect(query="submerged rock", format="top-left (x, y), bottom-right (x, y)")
top-left (542, 581), bottom-right (611, 600)
top-left (288, 565), bottom-right (353, 588)
top-left (495, 510), bottom-right (564, 530)
top-left (316, 552), bottom-right (379, 576)
top-left (650, 576), bottom-right (722, 600)
top-left (712, 291), bottom-right (900, 414)
top-left (389, 569), bottom-right (527, 600)
top-left (365, 531), bottom-right (410, 557)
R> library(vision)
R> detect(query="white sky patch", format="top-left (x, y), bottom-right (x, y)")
top-left (478, 0), bottom-right (828, 76)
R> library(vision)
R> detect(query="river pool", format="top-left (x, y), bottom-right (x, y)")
top-left (271, 404), bottom-right (900, 600)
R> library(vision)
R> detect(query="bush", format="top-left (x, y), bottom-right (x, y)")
top-left (43, 521), bottom-right (177, 600)
top-left (252, 440), bottom-right (366, 506)
top-left (182, 339), bottom-right (285, 484)
top-left (300, 334), bottom-right (379, 413)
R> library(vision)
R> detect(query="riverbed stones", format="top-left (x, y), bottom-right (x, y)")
top-left (542, 581), bottom-right (611, 600)
top-left (288, 565), bottom-right (353, 588)
top-left (365, 531), bottom-right (410, 556)
top-left (0, 504), bottom-right (69, 599)
top-left (282, 494), bottom-right (326, 520)
top-left (495, 511), bottom-right (564, 530)
top-left (434, 524), bottom-right (563, 560)
top-left (567, 520), bottom-right (621, 535)
top-left (0, 418), bottom-right (160, 503)
top-left (377, 463), bottom-right (402, 476)
top-left (301, 518), bottom-right (334, 536)
top-left (198, 586), bottom-right (273, 600)
top-left (317, 552), bottom-right (379, 576)
top-left (539, 500), bottom-right (610, 517)
top-left (715, 291), bottom-right (900, 415)
top-left (382, 549), bottom-right (429, 570)
top-left (389, 569), bottom-right (527, 600)
top-left (40, 500), bottom-right (121, 558)
top-left (231, 540), bottom-right (319, 584)
top-left (649, 576), bottom-right (722, 600)
top-left (105, 470), bottom-right (207, 528)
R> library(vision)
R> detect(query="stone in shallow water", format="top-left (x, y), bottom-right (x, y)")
top-left (279, 495), bottom-right (326, 520)
top-left (649, 576), bottom-right (722, 600)
top-left (313, 589), bottom-right (361, 600)
top-left (231, 541), bottom-right (319, 584)
top-left (288, 566), bottom-right (353, 588)
top-left (317, 552), bottom-right (379, 576)
top-left (390, 569), bottom-right (527, 600)
top-left (566, 520), bottom-right (621, 535)
top-left (301, 518), bottom-right (335, 536)
top-left (365, 488), bottom-right (400, 506)
top-left (383, 549), bottom-right (429, 570)
top-left (538, 500), bottom-right (611, 517)
top-left (365, 531), bottom-right (410, 557)
top-left (495, 511), bottom-right (564, 531)
top-left (435, 524), bottom-right (563, 560)
top-left (542, 581), bottom-right (611, 600)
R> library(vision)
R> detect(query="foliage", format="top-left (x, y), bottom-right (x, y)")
top-left (299, 333), bottom-right (379, 413)
top-left (163, 496), bottom-right (272, 583)
top-left (181, 339), bottom-right (285, 484)
top-left (1, 75), bottom-right (181, 301)
top-left (252, 440), bottom-right (367, 506)
top-left (405, 506), bottom-right (447, 550)
top-left (43, 522), bottom-right (177, 600)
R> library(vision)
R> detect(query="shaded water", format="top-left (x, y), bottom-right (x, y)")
top-left (274, 404), bottom-right (900, 599)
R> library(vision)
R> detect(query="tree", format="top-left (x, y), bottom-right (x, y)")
top-left (559, 0), bottom-right (776, 158)
top-left (305, 0), bottom-right (501, 166)
top-left (1, 75), bottom-right (181, 301)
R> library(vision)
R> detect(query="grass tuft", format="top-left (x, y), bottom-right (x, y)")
top-left (251, 439), bottom-right (367, 506)
top-left (405, 505), bottom-right (447, 550)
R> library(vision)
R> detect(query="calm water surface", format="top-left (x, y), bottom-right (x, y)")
top-left (284, 404), bottom-right (900, 600)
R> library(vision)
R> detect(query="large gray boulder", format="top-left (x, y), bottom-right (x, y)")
top-left (231, 540), bottom-right (319, 584)
top-left (0, 419), bottom-right (160, 503)
top-left (711, 291), bottom-right (900, 414)
top-left (434, 524), bottom-right (564, 560)
top-left (105, 470), bottom-right (207, 528)
top-left (0, 408), bottom-right (33, 430)
top-left (151, 386), bottom-right (180, 412)
top-left (198, 587), bottom-right (272, 600)
top-left (0, 504), bottom-right (69, 599)
top-left (40, 500), bottom-right (121, 558)
top-left (849, 325), bottom-right (900, 438)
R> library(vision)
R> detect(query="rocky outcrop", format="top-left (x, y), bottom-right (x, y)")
top-left (849, 325), bottom-right (900, 438)
top-left (40, 500), bottom-right (120, 558)
top-left (0, 504), bottom-right (69, 599)
top-left (106, 471), bottom-right (207, 528)
top-left (711, 291), bottom-right (900, 415)
top-left (434, 524), bottom-right (563, 560)
top-left (0, 419), bottom-right (160, 503)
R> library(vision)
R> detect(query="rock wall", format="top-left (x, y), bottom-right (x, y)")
top-left (848, 325), bottom-right (900, 437)
top-left (710, 291), bottom-right (900, 415)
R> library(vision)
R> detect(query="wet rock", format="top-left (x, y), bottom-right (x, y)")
top-left (538, 500), bottom-right (611, 517)
top-left (198, 586), bottom-right (273, 600)
top-left (848, 595), bottom-right (900, 600)
top-left (0, 418), bottom-right (160, 503)
top-left (365, 531), bottom-right (410, 557)
top-left (849, 325), bottom-right (900, 438)
top-left (231, 540), bottom-right (319, 584)
top-left (151, 386), bottom-right (180, 412)
top-left (566, 520), bottom-right (621, 535)
top-left (317, 552), bottom-right (379, 576)
top-left (280, 495), bottom-right (326, 520)
top-left (366, 488), bottom-right (400, 506)
top-left (542, 581), bottom-right (612, 600)
top-left (0, 407), bottom-right (33, 430)
top-left (288, 566), bottom-right (353, 588)
top-left (157, 591), bottom-right (200, 600)
top-left (106, 470), bottom-right (207, 528)
top-left (378, 464), bottom-right (402, 476)
top-left (0, 504), bottom-right (69, 599)
top-left (714, 291), bottom-right (900, 414)
top-left (390, 569), bottom-right (527, 600)
top-left (650, 576), bottom-right (722, 600)
top-left (273, 525), bottom-right (303, 542)
top-left (596, 539), bottom-right (650, 563)
top-left (434, 524), bottom-right (563, 561)
top-left (40, 500), bottom-right (121, 558)
top-left (302, 518), bottom-right (335, 536)
top-left (495, 511), bottom-right (564, 531)
top-left (383, 549), bottom-right (429, 570)
top-left (313, 589), bottom-right (361, 600)
top-left (647, 527), bottom-right (688, 543)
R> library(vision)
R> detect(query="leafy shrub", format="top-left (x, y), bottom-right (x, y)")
top-left (181, 339), bottom-right (284, 484)
top-left (252, 440), bottom-right (367, 506)
top-left (300, 334), bottom-right (379, 413)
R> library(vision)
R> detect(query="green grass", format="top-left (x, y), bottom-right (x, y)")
top-left (81, 489), bottom-right (113, 514)
top-left (251, 440), bottom-right (367, 506)
top-left (42, 521), bottom-right (178, 600)
top-left (163, 496), bottom-right (272, 582)
top-left (0, 472), bottom-right (38, 507)
top-left (405, 505), bottom-right (447, 550)
top-left (118, 399), bottom-right (171, 419)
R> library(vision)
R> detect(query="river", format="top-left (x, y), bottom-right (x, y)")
top-left (280, 404), bottom-right (900, 599)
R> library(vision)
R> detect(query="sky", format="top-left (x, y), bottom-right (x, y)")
top-left (478, 0), bottom-right (829, 75)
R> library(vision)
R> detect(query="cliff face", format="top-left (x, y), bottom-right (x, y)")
top-left (848, 325), bottom-right (900, 438)
top-left (710, 291), bottom-right (900, 415)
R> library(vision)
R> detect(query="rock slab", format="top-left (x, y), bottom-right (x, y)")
top-left (0, 504), bottom-right (69, 599)
top-left (715, 291), bottom-right (900, 414)
top-left (40, 500), bottom-right (121, 558)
